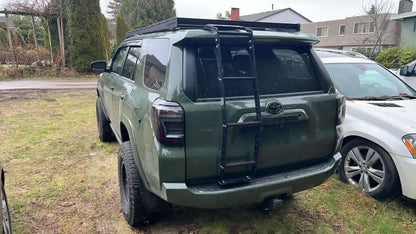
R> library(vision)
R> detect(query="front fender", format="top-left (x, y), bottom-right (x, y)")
top-left (343, 123), bottom-right (411, 158)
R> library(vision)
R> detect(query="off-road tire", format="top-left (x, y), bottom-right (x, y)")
top-left (118, 141), bottom-right (172, 227)
top-left (96, 98), bottom-right (116, 142)
top-left (2, 185), bottom-right (12, 234)
top-left (339, 139), bottom-right (400, 199)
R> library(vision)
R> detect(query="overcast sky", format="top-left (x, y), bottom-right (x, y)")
top-left (0, 0), bottom-right (403, 22)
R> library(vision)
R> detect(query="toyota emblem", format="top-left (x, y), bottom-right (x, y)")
top-left (266, 101), bottom-right (283, 115)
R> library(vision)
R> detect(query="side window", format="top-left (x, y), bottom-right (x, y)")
top-left (111, 47), bottom-right (128, 75)
top-left (122, 47), bottom-right (141, 80)
top-left (144, 39), bottom-right (170, 90)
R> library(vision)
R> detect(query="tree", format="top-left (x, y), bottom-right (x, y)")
top-left (119, 0), bottom-right (140, 27)
top-left (358, 0), bottom-right (395, 57)
top-left (116, 15), bottom-right (131, 47)
top-left (216, 11), bottom-right (230, 20)
top-left (12, 16), bottom-right (46, 47)
top-left (136, 0), bottom-right (176, 28)
top-left (107, 0), bottom-right (122, 19)
top-left (67, 0), bottom-right (110, 72)
top-left (118, 0), bottom-right (176, 29)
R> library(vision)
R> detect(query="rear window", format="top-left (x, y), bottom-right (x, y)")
top-left (185, 44), bottom-right (321, 99)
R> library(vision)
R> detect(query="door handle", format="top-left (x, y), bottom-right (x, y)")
top-left (120, 93), bottom-right (125, 100)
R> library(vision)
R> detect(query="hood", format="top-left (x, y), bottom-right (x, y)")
top-left (347, 99), bottom-right (416, 131)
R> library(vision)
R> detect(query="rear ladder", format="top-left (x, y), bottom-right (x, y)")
top-left (205, 24), bottom-right (262, 186)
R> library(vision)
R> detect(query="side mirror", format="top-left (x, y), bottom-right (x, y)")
top-left (399, 66), bottom-right (409, 76)
top-left (90, 60), bottom-right (108, 73)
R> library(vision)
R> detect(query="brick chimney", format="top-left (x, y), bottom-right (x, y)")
top-left (231, 8), bottom-right (240, 20)
top-left (398, 0), bottom-right (413, 14)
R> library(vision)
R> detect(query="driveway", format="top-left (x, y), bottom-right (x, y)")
top-left (0, 80), bottom-right (97, 102)
top-left (0, 80), bottom-right (97, 90)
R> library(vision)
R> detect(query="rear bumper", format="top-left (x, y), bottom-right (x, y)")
top-left (162, 153), bottom-right (342, 209)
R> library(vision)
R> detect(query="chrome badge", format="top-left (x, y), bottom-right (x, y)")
top-left (266, 101), bottom-right (283, 115)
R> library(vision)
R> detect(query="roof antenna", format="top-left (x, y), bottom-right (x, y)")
top-left (272, 4), bottom-right (274, 10)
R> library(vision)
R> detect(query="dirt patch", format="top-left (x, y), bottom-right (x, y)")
top-left (0, 89), bottom-right (93, 102)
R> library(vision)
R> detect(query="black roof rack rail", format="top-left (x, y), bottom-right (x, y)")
top-left (125, 17), bottom-right (300, 38)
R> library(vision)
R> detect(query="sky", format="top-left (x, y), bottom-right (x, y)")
top-left (0, 0), bottom-right (403, 22)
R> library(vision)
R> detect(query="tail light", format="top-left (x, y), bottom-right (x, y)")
top-left (151, 99), bottom-right (184, 145)
top-left (336, 93), bottom-right (346, 125)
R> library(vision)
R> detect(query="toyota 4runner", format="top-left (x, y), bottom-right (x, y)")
top-left (91, 17), bottom-right (344, 227)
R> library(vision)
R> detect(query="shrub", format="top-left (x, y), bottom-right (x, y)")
top-left (375, 47), bottom-right (401, 68)
top-left (399, 47), bottom-right (416, 66)
top-left (375, 47), bottom-right (416, 68)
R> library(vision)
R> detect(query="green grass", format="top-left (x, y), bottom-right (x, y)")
top-left (1, 91), bottom-right (416, 233)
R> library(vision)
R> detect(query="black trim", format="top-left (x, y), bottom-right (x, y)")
top-left (126, 17), bottom-right (300, 38)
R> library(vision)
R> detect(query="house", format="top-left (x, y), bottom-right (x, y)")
top-left (390, 11), bottom-right (416, 48)
top-left (0, 15), bottom-right (14, 30)
top-left (301, 0), bottom-right (414, 52)
top-left (301, 13), bottom-right (400, 52)
top-left (230, 7), bottom-right (311, 24)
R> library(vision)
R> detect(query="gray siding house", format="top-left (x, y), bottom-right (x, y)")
top-left (391, 11), bottom-right (416, 48)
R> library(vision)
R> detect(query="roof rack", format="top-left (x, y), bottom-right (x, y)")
top-left (125, 17), bottom-right (300, 38)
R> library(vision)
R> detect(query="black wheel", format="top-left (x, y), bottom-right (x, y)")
top-left (118, 141), bottom-right (171, 227)
top-left (2, 185), bottom-right (12, 234)
top-left (339, 139), bottom-right (400, 199)
top-left (96, 98), bottom-right (116, 142)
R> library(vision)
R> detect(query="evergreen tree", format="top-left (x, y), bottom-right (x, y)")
top-left (119, 0), bottom-right (140, 28)
top-left (119, 0), bottom-right (176, 29)
top-left (100, 14), bottom-right (111, 60)
top-left (67, 0), bottom-right (110, 72)
top-left (116, 15), bottom-right (131, 47)
top-left (137, 0), bottom-right (176, 28)
top-left (107, 0), bottom-right (122, 19)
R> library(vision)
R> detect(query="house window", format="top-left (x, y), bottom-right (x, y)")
top-left (316, 27), bottom-right (328, 37)
top-left (353, 22), bottom-right (375, 34)
top-left (339, 25), bottom-right (345, 36)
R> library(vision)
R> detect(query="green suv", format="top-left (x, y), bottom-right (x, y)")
top-left (91, 17), bottom-right (344, 227)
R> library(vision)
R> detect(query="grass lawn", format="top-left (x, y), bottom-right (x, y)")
top-left (0, 91), bottom-right (415, 233)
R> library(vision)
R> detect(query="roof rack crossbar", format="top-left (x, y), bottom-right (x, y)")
top-left (126, 17), bottom-right (300, 38)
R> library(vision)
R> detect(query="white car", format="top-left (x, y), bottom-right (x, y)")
top-left (317, 50), bottom-right (416, 200)
top-left (394, 60), bottom-right (416, 90)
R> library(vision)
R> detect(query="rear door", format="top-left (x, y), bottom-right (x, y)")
top-left (105, 47), bottom-right (128, 123)
top-left (112, 46), bottom-right (142, 134)
top-left (182, 43), bottom-right (338, 184)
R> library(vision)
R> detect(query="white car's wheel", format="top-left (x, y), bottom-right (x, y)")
top-left (339, 139), bottom-right (400, 199)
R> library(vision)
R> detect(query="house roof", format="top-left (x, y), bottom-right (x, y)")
top-left (239, 8), bottom-right (312, 23)
top-left (390, 11), bottom-right (416, 20)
